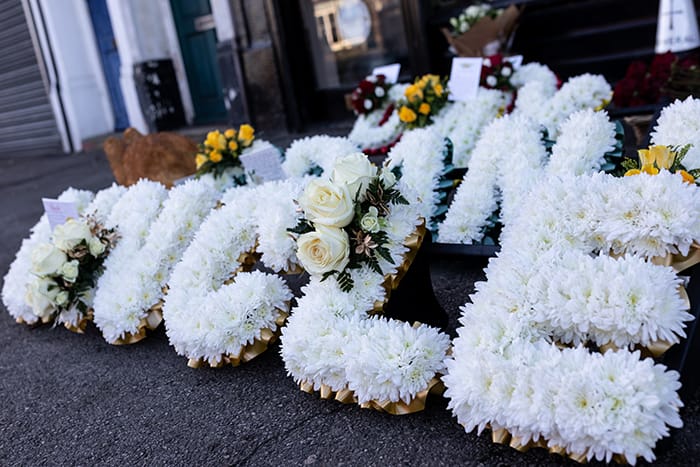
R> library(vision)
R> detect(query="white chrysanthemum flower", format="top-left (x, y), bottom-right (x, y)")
top-left (283, 135), bottom-right (359, 178)
top-left (650, 96), bottom-right (700, 169)
top-left (511, 62), bottom-right (558, 91)
top-left (3, 188), bottom-right (95, 324)
top-left (547, 109), bottom-right (616, 176)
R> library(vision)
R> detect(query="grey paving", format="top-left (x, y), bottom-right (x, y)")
top-left (1, 144), bottom-right (699, 466)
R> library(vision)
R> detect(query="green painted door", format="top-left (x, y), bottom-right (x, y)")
top-left (170, 0), bottom-right (227, 124)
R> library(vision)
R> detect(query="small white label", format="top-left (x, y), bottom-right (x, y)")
top-left (42, 198), bottom-right (79, 230)
top-left (240, 146), bottom-right (285, 182)
top-left (449, 57), bottom-right (483, 101)
top-left (372, 63), bottom-right (401, 84)
top-left (507, 55), bottom-right (523, 68)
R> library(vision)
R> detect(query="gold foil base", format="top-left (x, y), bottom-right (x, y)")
top-left (63, 309), bottom-right (94, 334)
top-left (186, 308), bottom-right (288, 369)
top-left (111, 307), bottom-right (163, 345)
top-left (298, 376), bottom-right (444, 415)
top-left (486, 425), bottom-right (631, 464)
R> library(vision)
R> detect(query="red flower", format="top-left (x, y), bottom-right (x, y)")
top-left (625, 61), bottom-right (647, 80)
top-left (358, 79), bottom-right (374, 93)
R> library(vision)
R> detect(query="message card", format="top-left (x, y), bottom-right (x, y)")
top-left (449, 57), bottom-right (483, 102)
top-left (371, 63), bottom-right (401, 84)
top-left (240, 146), bottom-right (285, 182)
top-left (42, 198), bottom-right (79, 230)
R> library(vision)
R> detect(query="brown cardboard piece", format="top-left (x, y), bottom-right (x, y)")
top-left (442, 5), bottom-right (521, 57)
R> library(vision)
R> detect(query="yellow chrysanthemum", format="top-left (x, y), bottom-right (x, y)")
top-left (399, 106), bottom-right (417, 123)
top-left (210, 150), bottom-right (223, 163)
top-left (418, 102), bottom-right (431, 115)
top-left (228, 140), bottom-right (238, 152)
top-left (679, 169), bottom-right (695, 184)
top-left (224, 128), bottom-right (236, 139)
top-left (195, 153), bottom-right (207, 169)
top-left (238, 124), bottom-right (254, 145)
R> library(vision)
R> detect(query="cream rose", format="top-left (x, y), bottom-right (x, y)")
top-left (88, 237), bottom-right (106, 257)
top-left (31, 243), bottom-right (67, 276)
top-left (296, 226), bottom-right (350, 276)
top-left (25, 277), bottom-right (59, 319)
top-left (60, 260), bottom-right (79, 282)
top-left (331, 152), bottom-right (377, 199)
top-left (379, 169), bottom-right (396, 188)
top-left (360, 206), bottom-right (381, 233)
top-left (299, 179), bottom-right (354, 228)
top-left (53, 218), bottom-right (92, 251)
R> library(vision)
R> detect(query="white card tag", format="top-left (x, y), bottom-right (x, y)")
top-left (372, 63), bottom-right (401, 84)
top-left (507, 55), bottom-right (523, 68)
top-left (240, 146), bottom-right (285, 182)
top-left (42, 198), bottom-right (79, 230)
top-left (449, 57), bottom-right (483, 101)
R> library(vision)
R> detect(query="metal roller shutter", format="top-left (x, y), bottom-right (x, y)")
top-left (0, 0), bottom-right (62, 157)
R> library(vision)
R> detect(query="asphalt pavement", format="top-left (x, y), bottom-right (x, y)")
top-left (1, 133), bottom-right (700, 466)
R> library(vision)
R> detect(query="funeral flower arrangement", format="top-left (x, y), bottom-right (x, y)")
top-left (650, 96), bottom-right (700, 169)
top-left (397, 74), bottom-right (449, 130)
top-left (480, 54), bottom-right (515, 92)
top-left (163, 179), bottom-right (302, 367)
top-left (282, 153), bottom-right (451, 413)
top-left (443, 169), bottom-right (697, 463)
top-left (350, 74), bottom-right (391, 115)
top-left (3, 185), bottom-right (126, 328)
top-left (623, 144), bottom-right (698, 184)
top-left (195, 124), bottom-right (255, 182)
top-left (92, 179), bottom-right (219, 344)
top-left (348, 83), bottom-right (406, 153)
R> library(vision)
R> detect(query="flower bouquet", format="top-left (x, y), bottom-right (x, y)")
top-left (623, 144), bottom-right (698, 183)
top-left (480, 54), bottom-right (515, 92)
top-left (397, 74), bottom-right (449, 130)
top-left (282, 153), bottom-right (451, 414)
top-left (441, 4), bottom-right (520, 57)
top-left (348, 78), bottom-right (406, 155)
top-left (25, 217), bottom-right (118, 332)
top-left (195, 124), bottom-right (255, 184)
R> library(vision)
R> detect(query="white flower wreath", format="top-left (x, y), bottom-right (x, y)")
top-left (444, 170), bottom-right (697, 463)
top-left (281, 155), bottom-right (451, 409)
top-left (92, 179), bottom-right (220, 344)
top-left (92, 180), bottom-right (169, 342)
top-left (282, 135), bottom-right (359, 178)
top-left (163, 179), bottom-right (303, 366)
top-left (650, 96), bottom-right (700, 169)
top-left (1, 186), bottom-right (117, 325)
top-left (347, 84), bottom-right (407, 151)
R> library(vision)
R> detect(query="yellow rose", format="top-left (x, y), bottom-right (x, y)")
top-left (238, 124), bottom-right (255, 145)
top-left (418, 102), bottom-right (431, 115)
top-left (205, 130), bottom-right (221, 148)
top-left (228, 140), bottom-right (238, 152)
top-left (195, 153), bottom-right (207, 169)
top-left (210, 150), bottom-right (223, 163)
top-left (224, 128), bottom-right (236, 138)
top-left (404, 85), bottom-right (423, 103)
top-left (299, 179), bottom-right (355, 228)
top-left (434, 83), bottom-right (443, 97)
top-left (296, 225), bottom-right (350, 276)
top-left (331, 152), bottom-right (377, 199)
top-left (641, 164), bottom-right (659, 175)
top-left (399, 106), bottom-right (417, 123)
top-left (650, 145), bottom-right (673, 169)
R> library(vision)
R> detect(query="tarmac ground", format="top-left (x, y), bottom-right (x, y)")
top-left (1, 131), bottom-right (700, 466)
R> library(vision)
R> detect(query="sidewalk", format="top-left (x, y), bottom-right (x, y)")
top-left (1, 141), bottom-right (699, 465)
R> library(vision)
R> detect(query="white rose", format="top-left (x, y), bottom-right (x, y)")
top-left (466, 6), bottom-right (479, 17)
top-left (296, 226), bottom-right (350, 276)
top-left (88, 237), bottom-right (106, 257)
top-left (55, 290), bottom-right (69, 307)
top-left (360, 207), bottom-right (381, 233)
top-left (299, 179), bottom-right (355, 228)
top-left (331, 152), bottom-right (378, 199)
top-left (374, 87), bottom-right (385, 98)
top-left (483, 58), bottom-right (492, 67)
top-left (53, 218), bottom-right (92, 251)
top-left (364, 99), bottom-right (372, 110)
top-left (31, 243), bottom-right (67, 276)
top-left (379, 169), bottom-right (397, 187)
top-left (486, 75), bottom-right (498, 87)
top-left (25, 278), bottom-right (59, 319)
top-left (501, 66), bottom-right (512, 77)
top-left (60, 260), bottom-right (80, 282)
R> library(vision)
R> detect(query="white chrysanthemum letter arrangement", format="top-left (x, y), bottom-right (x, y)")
top-left (281, 153), bottom-right (451, 414)
top-left (163, 179), bottom-right (303, 368)
top-left (282, 135), bottom-right (359, 178)
top-left (2, 185), bottom-right (126, 331)
top-left (92, 179), bottom-right (220, 344)
top-left (443, 170), bottom-right (700, 464)
top-left (348, 83), bottom-right (407, 153)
